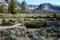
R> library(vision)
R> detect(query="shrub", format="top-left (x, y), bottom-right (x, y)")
top-left (1, 19), bottom-right (13, 25)
top-left (25, 22), bottom-right (43, 28)
top-left (1, 18), bottom-right (7, 25)
top-left (58, 21), bottom-right (60, 26)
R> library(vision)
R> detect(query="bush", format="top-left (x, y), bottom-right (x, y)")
top-left (25, 22), bottom-right (43, 28)
top-left (1, 18), bottom-right (7, 25)
top-left (58, 21), bottom-right (60, 26)
top-left (7, 20), bottom-right (13, 25)
top-left (1, 19), bottom-right (13, 25)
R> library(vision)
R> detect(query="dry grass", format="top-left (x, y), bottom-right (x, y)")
top-left (0, 13), bottom-right (60, 24)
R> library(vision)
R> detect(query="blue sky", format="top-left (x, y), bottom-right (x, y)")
top-left (18, 0), bottom-right (60, 5)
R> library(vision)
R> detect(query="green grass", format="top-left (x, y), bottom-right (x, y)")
top-left (0, 13), bottom-right (60, 24)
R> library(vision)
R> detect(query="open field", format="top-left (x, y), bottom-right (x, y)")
top-left (0, 13), bottom-right (60, 40)
top-left (0, 13), bottom-right (60, 17)
top-left (0, 13), bottom-right (60, 23)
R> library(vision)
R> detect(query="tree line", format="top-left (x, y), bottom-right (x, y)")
top-left (0, 0), bottom-right (28, 14)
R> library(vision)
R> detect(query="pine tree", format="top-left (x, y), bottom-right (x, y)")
top-left (21, 1), bottom-right (28, 13)
top-left (8, 0), bottom-right (17, 14)
top-left (0, 3), bottom-right (7, 13)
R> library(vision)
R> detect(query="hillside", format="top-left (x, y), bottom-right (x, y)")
top-left (37, 3), bottom-right (60, 12)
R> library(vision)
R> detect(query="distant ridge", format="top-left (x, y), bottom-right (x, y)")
top-left (36, 3), bottom-right (60, 12)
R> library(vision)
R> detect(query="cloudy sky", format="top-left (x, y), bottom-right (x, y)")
top-left (18, 0), bottom-right (60, 5)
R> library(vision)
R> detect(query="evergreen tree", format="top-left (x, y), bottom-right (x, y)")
top-left (8, 0), bottom-right (17, 14)
top-left (0, 3), bottom-right (7, 13)
top-left (21, 1), bottom-right (28, 13)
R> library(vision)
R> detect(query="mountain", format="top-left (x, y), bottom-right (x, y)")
top-left (16, 1), bottom-right (21, 10)
top-left (36, 3), bottom-right (60, 12)
top-left (28, 5), bottom-right (38, 10)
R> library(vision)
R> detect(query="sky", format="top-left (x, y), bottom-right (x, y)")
top-left (18, 0), bottom-right (60, 5)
